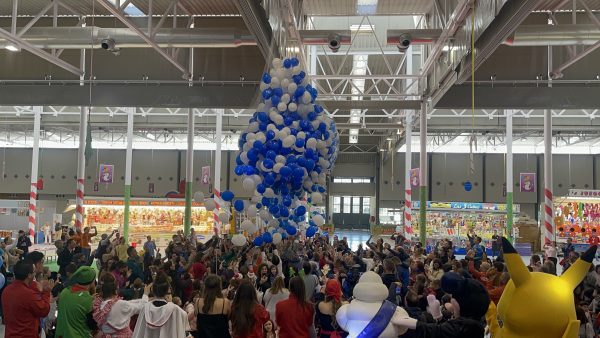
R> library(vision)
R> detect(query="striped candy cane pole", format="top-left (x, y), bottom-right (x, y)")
top-left (28, 182), bottom-right (37, 243)
top-left (213, 109), bottom-right (223, 235)
top-left (404, 189), bottom-right (412, 228)
top-left (213, 189), bottom-right (221, 235)
top-left (543, 108), bottom-right (553, 245)
top-left (404, 110), bottom-right (412, 235)
top-left (75, 178), bottom-right (84, 230)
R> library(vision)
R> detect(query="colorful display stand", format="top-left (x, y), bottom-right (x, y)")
top-left (69, 198), bottom-right (217, 248)
top-left (410, 201), bottom-right (519, 252)
top-left (553, 189), bottom-right (600, 247)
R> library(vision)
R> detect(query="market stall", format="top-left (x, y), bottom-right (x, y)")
top-left (410, 201), bottom-right (519, 253)
top-left (551, 189), bottom-right (600, 250)
top-left (69, 198), bottom-right (218, 248)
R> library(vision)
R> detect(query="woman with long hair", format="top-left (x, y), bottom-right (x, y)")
top-left (93, 273), bottom-right (150, 338)
top-left (230, 280), bottom-right (270, 338)
top-left (195, 274), bottom-right (231, 338)
top-left (185, 279), bottom-right (203, 338)
top-left (315, 279), bottom-right (348, 338)
top-left (275, 276), bottom-right (315, 338)
top-left (262, 276), bottom-right (289, 326)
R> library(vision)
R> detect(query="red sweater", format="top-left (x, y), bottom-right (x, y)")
top-left (276, 295), bottom-right (314, 338)
top-left (191, 262), bottom-right (207, 280)
top-left (233, 304), bottom-right (270, 338)
top-left (2, 280), bottom-right (51, 337)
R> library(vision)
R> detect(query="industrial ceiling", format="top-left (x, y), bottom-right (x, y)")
top-left (0, 0), bottom-right (600, 154)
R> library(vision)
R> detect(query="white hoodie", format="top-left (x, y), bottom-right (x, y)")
top-left (132, 300), bottom-right (190, 338)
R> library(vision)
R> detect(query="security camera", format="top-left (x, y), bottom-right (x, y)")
top-left (328, 34), bottom-right (341, 53)
top-left (100, 38), bottom-right (120, 55)
top-left (397, 33), bottom-right (411, 52)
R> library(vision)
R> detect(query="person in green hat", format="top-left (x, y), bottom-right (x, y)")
top-left (55, 265), bottom-right (97, 338)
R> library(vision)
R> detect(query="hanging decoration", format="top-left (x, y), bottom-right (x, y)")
top-left (98, 164), bottom-right (114, 184)
top-left (520, 173), bottom-right (536, 193)
top-left (229, 56), bottom-right (339, 242)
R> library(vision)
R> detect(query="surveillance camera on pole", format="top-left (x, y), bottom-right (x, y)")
top-left (100, 38), bottom-right (120, 56)
top-left (397, 33), bottom-right (411, 52)
top-left (328, 34), bottom-right (341, 53)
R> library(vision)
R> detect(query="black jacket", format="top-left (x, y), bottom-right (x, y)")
top-left (415, 317), bottom-right (485, 338)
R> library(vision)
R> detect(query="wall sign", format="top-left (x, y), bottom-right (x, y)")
top-left (410, 168), bottom-right (420, 187)
top-left (201, 166), bottom-right (211, 185)
top-left (520, 173), bottom-right (536, 193)
top-left (99, 164), bottom-right (114, 184)
top-left (569, 189), bottom-right (600, 197)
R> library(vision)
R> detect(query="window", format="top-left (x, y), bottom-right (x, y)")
top-left (362, 197), bottom-right (371, 214)
top-left (352, 197), bottom-right (361, 213)
top-left (343, 196), bottom-right (351, 213)
top-left (333, 196), bottom-right (341, 213)
top-left (333, 177), bottom-right (372, 183)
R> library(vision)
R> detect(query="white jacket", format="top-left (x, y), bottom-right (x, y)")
top-left (97, 295), bottom-right (148, 334)
top-left (132, 300), bottom-right (190, 338)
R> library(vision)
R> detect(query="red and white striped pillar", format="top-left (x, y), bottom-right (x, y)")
top-left (213, 109), bottom-right (223, 234)
top-left (75, 107), bottom-right (88, 231)
top-left (544, 108), bottom-right (554, 245)
top-left (29, 107), bottom-right (41, 243)
top-left (404, 111), bottom-right (412, 235)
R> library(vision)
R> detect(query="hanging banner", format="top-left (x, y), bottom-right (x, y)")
top-left (519, 173), bottom-right (536, 193)
top-left (410, 168), bottom-right (420, 187)
top-left (99, 164), bottom-right (114, 184)
top-left (201, 166), bottom-right (211, 185)
top-left (569, 189), bottom-right (600, 197)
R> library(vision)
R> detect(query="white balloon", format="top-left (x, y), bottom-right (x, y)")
top-left (283, 135), bottom-right (296, 148)
top-left (247, 132), bottom-right (256, 141)
top-left (259, 209), bottom-right (271, 221)
top-left (306, 138), bottom-right (317, 149)
top-left (270, 77), bottom-right (280, 88)
top-left (273, 162), bottom-right (284, 173)
top-left (288, 83), bottom-right (298, 94)
top-left (302, 92), bottom-right (312, 104)
top-left (252, 175), bottom-right (262, 184)
top-left (248, 122), bottom-right (259, 132)
top-left (240, 152), bottom-right (249, 164)
top-left (277, 102), bottom-right (287, 112)
top-left (256, 132), bottom-right (266, 143)
top-left (275, 155), bottom-right (286, 164)
top-left (194, 191), bottom-right (205, 203)
top-left (272, 58), bottom-right (282, 68)
top-left (272, 232), bottom-right (283, 244)
top-left (257, 103), bottom-right (265, 111)
top-left (267, 123), bottom-right (277, 131)
top-left (288, 103), bottom-right (298, 112)
top-left (269, 69), bottom-right (276, 77)
top-left (218, 211), bottom-right (230, 223)
top-left (204, 198), bottom-right (216, 211)
top-left (243, 177), bottom-right (256, 192)
top-left (312, 120), bottom-right (320, 129)
top-left (275, 69), bottom-right (286, 80)
top-left (264, 188), bottom-right (275, 198)
top-left (292, 66), bottom-right (301, 74)
top-left (247, 204), bottom-right (258, 215)
top-left (281, 94), bottom-right (291, 104)
top-left (311, 192), bottom-right (323, 204)
top-left (251, 195), bottom-right (262, 204)
top-left (313, 214), bottom-right (325, 226)
top-left (281, 79), bottom-right (290, 90)
top-left (232, 234), bottom-right (247, 247)
top-left (259, 83), bottom-right (269, 91)
top-left (241, 219), bottom-right (254, 231)
top-left (268, 219), bottom-right (279, 228)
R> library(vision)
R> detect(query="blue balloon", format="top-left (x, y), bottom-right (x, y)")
top-left (256, 203), bottom-right (262, 209)
top-left (464, 181), bottom-right (473, 192)
top-left (253, 140), bottom-right (264, 150)
top-left (266, 150), bottom-right (277, 160)
top-left (271, 95), bottom-right (281, 105)
top-left (234, 200), bottom-right (245, 212)
top-left (264, 172), bottom-right (276, 185)
top-left (262, 197), bottom-right (271, 207)
top-left (298, 71), bottom-right (306, 79)
top-left (257, 111), bottom-right (269, 123)
top-left (294, 87), bottom-right (305, 98)
top-left (221, 190), bottom-right (235, 202)
top-left (256, 184), bottom-right (266, 194)
top-left (279, 208), bottom-right (290, 217)
top-left (300, 120), bottom-right (311, 131)
top-left (318, 186), bottom-right (326, 193)
top-left (284, 116), bottom-right (294, 126)
top-left (282, 197), bottom-right (292, 207)
top-left (234, 165), bottom-right (245, 176)
top-left (283, 59), bottom-right (292, 69)
top-left (273, 88), bottom-right (283, 97)
top-left (295, 205), bottom-right (307, 216)
top-left (263, 158), bottom-right (274, 169)
top-left (262, 232), bottom-right (273, 243)
top-left (269, 204), bottom-right (279, 215)
top-left (253, 236), bottom-right (264, 246)
top-left (306, 226), bottom-right (317, 237)
top-left (262, 88), bottom-right (272, 100)
top-left (295, 138), bottom-right (305, 148)
top-left (291, 57), bottom-right (299, 66)
top-left (281, 232), bottom-right (288, 239)
top-left (286, 226), bottom-right (297, 236)
top-left (247, 149), bottom-right (258, 161)
top-left (308, 111), bottom-right (317, 121)
top-left (262, 73), bottom-right (271, 84)
top-left (293, 75), bottom-right (302, 85)
top-left (293, 167), bottom-right (305, 178)
top-left (280, 166), bottom-right (292, 177)
top-left (244, 166), bottom-right (255, 175)
top-left (305, 159), bottom-right (315, 171)
top-left (297, 157), bottom-right (307, 168)
top-left (266, 130), bottom-right (276, 141)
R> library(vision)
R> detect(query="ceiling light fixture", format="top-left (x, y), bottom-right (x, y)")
top-left (5, 45), bottom-right (19, 52)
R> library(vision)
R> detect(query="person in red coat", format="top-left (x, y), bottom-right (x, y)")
top-left (230, 280), bottom-right (270, 338)
top-left (276, 276), bottom-right (315, 338)
top-left (191, 253), bottom-right (207, 281)
top-left (2, 259), bottom-right (53, 337)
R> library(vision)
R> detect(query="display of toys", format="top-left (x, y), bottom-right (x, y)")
top-left (555, 200), bottom-right (600, 243)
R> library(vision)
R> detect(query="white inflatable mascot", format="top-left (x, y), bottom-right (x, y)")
top-left (336, 271), bottom-right (409, 338)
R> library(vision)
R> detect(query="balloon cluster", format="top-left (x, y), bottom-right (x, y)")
top-left (228, 57), bottom-right (339, 245)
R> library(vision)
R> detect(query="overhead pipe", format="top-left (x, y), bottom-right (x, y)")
top-left (0, 27), bottom-right (256, 49)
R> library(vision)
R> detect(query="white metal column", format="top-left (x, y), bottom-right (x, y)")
top-left (75, 107), bottom-right (88, 230)
top-left (28, 106), bottom-right (41, 243)
top-left (506, 109), bottom-right (514, 241)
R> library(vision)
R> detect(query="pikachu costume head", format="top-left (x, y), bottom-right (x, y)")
top-left (495, 238), bottom-right (597, 338)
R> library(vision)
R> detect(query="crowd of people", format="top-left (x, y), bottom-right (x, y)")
top-left (1, 226), bottom-right (599, 338)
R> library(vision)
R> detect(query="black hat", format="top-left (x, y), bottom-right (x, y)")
top-left (441, 272), bottom-right (490, 319)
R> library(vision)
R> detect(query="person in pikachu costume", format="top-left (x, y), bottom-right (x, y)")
top-left (488, 237), bottom-right (597, 338)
